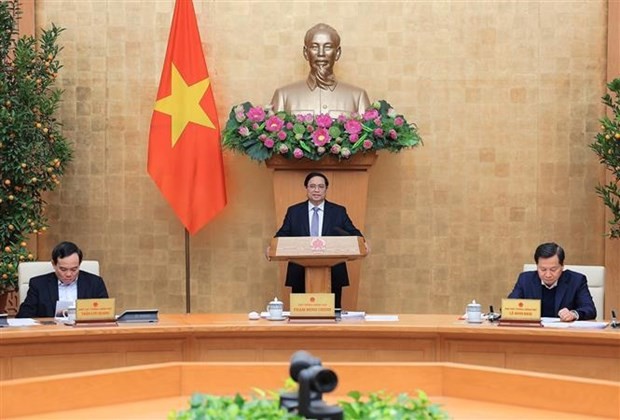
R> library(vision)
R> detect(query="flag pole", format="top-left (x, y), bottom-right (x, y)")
top-left (185, 228), bottom-right (191, 314)
top-left (148, 0), bottom-right (227, 315)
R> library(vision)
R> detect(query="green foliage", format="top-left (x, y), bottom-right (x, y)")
top-left (0, 0), bottom-right (72, 293)
top-left (340, 390), bottom-right (448, 420)
top-left (169, 388), bottom-right (448, 420)
top-left (222, 100), bottom-right (422, 162)
top-left (340, 391), bottom-right (448, 420)
top-left (168, 392), bottom-right (302, 420)
top-left (590, 78), bottom-right (620, 238)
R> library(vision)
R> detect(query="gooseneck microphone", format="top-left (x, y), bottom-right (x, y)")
top-left (611, 310), bottom-right (619, 329)
top-left (487, 305), bottom-right (501, 322)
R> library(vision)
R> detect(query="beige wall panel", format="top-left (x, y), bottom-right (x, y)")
top-left (32, 1), bottom-right (608, 315)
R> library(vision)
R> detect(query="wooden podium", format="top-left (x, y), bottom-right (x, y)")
top-left (266, 152), bottom-right (377, 309)
top-left (268, 236), bottom-right (368, 293)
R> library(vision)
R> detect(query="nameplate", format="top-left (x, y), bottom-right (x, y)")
top-left (501, 298), bottom-right (541, 321)
top-left (290, 293), bottom-right (335, 318)
top-left (0, 313), bottom-right (8, 327)
top-left (76, 298), bottom-right (116, 322)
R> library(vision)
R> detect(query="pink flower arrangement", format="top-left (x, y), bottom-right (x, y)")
top-left (222, 100), bottom-right (422, 162)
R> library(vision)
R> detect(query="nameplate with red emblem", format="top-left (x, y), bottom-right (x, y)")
top-left (76, 298), bottom-right (116, 323)
top-left (290, 293), bottom-right (335, 319)
top-left (499, 298), bottom-right (541, 327)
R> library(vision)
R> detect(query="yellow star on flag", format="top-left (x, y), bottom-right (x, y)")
top-left (154, 63), bottom-right (215, 146)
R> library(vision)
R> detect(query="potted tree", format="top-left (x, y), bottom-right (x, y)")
top-left (0, 0), bottom-right (72, 311)
top-left (590, 78), bottom-right (620, 238)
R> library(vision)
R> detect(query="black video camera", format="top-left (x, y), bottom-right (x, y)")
top-left (280, 350), bottom-right (342, 420)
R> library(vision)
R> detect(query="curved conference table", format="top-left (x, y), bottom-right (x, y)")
top-left (1, 314), bottom-right (619, 381)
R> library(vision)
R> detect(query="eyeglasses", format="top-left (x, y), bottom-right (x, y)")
top-left (307, 184), bottom-right (326, 190)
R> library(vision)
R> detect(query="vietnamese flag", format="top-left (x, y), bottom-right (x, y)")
top-left (148, 0), bottom-right (226, 235)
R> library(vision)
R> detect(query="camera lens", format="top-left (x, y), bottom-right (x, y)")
top-left (312, 368), bottom-right (338, 393)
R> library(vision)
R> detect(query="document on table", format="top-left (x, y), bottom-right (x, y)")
top-left (341, 311), bottom-right (365, 320)
top-left (542, 320), bottom-right (609, 329)
top-left (7, 318), bottom-right (39, 327)
top-left (364, 314), bottom-right (399, 322)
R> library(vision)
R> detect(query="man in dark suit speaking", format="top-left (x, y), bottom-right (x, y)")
top-left (508, 242), bottom-right (596, 321)
top-left (16, 241), bottom-right (109, 318)
top-left (274, 172), bottom-right (364, 308)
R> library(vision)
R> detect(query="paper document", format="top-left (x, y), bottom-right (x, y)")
top-left (542, 321), bottom-right (609, 329)
top-left (7, 318), bottom-right (39, 327)
top-left (341, 311), bottom-right (365, 319)
top-left (364, 314), bottom-right (399, 322)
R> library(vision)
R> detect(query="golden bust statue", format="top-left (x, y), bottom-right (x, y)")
top-left (271, 23), bottom-right (371, 117)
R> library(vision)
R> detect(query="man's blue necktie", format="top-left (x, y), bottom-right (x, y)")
top-left (310, 207), bottom-right (320, 237)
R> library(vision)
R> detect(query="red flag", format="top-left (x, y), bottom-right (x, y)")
top-left (148, 0), bottom-right (226, 235)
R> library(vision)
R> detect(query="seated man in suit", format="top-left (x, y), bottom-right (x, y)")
top-left (16, 241), bottom-right (109, 318)
top-left (508, 242), bottom-right (596, 321)
top-left (274, 172), bottom-right (364, 309)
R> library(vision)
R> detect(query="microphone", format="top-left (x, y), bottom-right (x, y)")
top-left (611, 310), bottom-right (619, 329)
top-left (487, 305), bottom-right (501, 322)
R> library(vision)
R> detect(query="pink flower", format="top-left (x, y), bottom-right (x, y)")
top-left (394, 116), bottom-right (404, 127)
top-left (306, 125), bottom-right (314, 133)
top-left (234, 105), bottom-right (246, 122)
top-left (265, 116), bottom-right (284, 132)
top-left (286, 122), bottom-right (294, 130)
top-left (373, 117), bottom-right (382, 126)
top-left (259, 134), bottom-right (268, 142)
top-left (247, 106), bottom-right (266, 122)
top-left (296, 114), bottom-right (305, 122)
top-left (278, 144), bottom-right (289, 154)
top-left (252, 123), bottom-right (259, 130)
top-left (303, 114), bottom-right (314, 124)
top-left (363, 109), bottom-right (379, 121)
top-left (389, 129), bottom-right (398, 140)
top-left (363, 139), bottom-right (373, 149)
top-left (277, 131), bottom-right (287, 140)
top-left (344, 119), bottom-right (362, 135)
top-left (315, 114), bottom-right (333, 128)
top-left (349, 134), bottom-right (359, 143)
top-left (293, 148), bottom-right (304, 159)
top-left (264, 138), bottom-right (275, 148)
top-left (330, 144), bottom-right (341, 154)
top-left (337, 114), bottom-right (348, 123)
top-left (340, 147), bottom-right (351, 158)
top-left (312, 128), bottom-right (331, 147)
top-left (238, 126), bottom-right (250, 137)
top-left (235, 111), bottom-right (246, 123)
top-left (373, 128), bottom-right (384, 137)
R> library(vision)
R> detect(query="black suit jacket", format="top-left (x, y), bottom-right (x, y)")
top-left (16, 271), bottom-right (109, 318)
top-left (507, 269), bottom-right (597, 320)
top-left (275, 200), bottom-right (363, 289)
